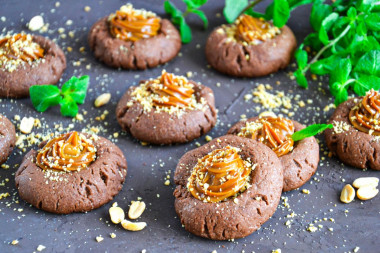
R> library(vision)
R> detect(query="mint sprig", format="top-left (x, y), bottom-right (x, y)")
top-left (294, 0), bottom-right (380, 105)
top-left (223, 0), bottom-right (312, 27)
top-left (164, 0), bottom-right (208, 43)
top-left (30, 75), bottom-right (90, 117)
top-left (291, 123), bottom-right (333, 142)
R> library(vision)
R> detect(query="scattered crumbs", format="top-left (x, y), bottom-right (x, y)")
top-left (164, 180), bottom-right (170, 186)
top-left (272, 249), bottom-right (281, 253)
top-left (332, 121), bottom-right (350, 134)
top-left (307, 224), bottom-right (318, 232)
top-left (96, 236), bottom-right (104, 242)
top-left (36, 245), bottom-right (46, 251)
top-left (250, 84), bottom-right (292, 110)
top-left (353, 246), bottom-right (360, 252)
top-left (110, 233), bottom-right (116, 239)
top-left (302, 189), bottom-right (310, 194)
top-left (11, 240), bottom-right (19, 245)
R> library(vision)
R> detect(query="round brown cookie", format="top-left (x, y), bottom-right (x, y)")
top-left (325, 98), bottom-right (380, 171)
top-left (0, 35), bottom-right (66, 98)
top-left (205, 24), bottom-right (296, 77)
top-left (173, 135), bottom-right (283, 240)
top-left (15, 133), bottom-right (127, 214)
top-left (116, 80), bottom-right (217, 145)
top-left (88, 17), bottom-right (181, 70)
top-left (0, 114), bottom-right (16, 165)
top-left (228, 117), bottom-right (319, 192)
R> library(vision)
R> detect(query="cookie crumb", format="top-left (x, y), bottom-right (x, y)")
top-left (37, 245), bottom-right (46, 251)
top-left (11, 240), bottom-right (19, 245)
top-left (96, 236), bottom-right (104, 242)
top-left (353, 246), bottom-right (360, 252)
top-left (84, 6), bottom-right (91, 12)
top-left (110, 233), bottom-right (116, 239)
top-left (302, 189), bottom-right (310, 194)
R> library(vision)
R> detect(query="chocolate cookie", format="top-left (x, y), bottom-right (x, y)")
top-left (228, 116), bottom-right (319, 192)
top-left (0, 33), bottom-right (66, 98)
top-left (173, 135), bottom-right (283, 240)
top-left (0, 114), bottom-right (16, 165)
top-left (15, 132), bottom-right (127, 214)
top-left (116, 71), bottom-right (217, 145)
top-left (88, 4), bottom-right (181, 70)
top-left (205, 15), bottom-right (296, 77)
top-left (325, 91), bottom-right (380, 171)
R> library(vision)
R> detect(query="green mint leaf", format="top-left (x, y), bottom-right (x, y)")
top-left (331, 81), bottom-right (348, 105)
top-left (294, 69), bottom-right (308, 88)
top-left (365, 13), bottom-right (380, 32)
top-left (310, 3), bottom-right (332, 32)
top-left (183, 0), bottom-right (207, 9)
top-left (352, 73), bottom-right (380, 96)
top-left (273, 0), bottom-right (290, 28)
top-left (291, 124), bottom-right (333, 142)
top-left (318, 13), bottom-right (339, 45)
top-left (303, 33), bottom-right (322, 51)
top-left (189, 9), bottom-right (208, 29)
top-left (295, 47), bottom-right (308, 69)
top-left (354, 49), bottom-right (380, 76)
top-left (288, 0), bottom-right (314, 11)
top-left (61, 75), bottom-right (89, 104)
top-left (329, 58), bottom-right (352, 85)
top-left (264, 2), bottom-right (275, 20)
top-left (244, 9), bottom-right (266, 19)
top-left (164, 1), bottom-right (183, 20)
top-left (223, 0), bottom-right (248, 23)
top-left (179, 17), bottom-right (192, 43)
top-left (347, 7), bottom-right (357, 19)
top-left (356, 0), bottom-right (376, 13)
top-left (29, 85), bottom-right (61, 112)
top-left (60, 97), bottom-right (79, 117)
top-left (310, 55), bottom-right (340, 75)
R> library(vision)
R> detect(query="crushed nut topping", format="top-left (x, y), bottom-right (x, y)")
top-left (349, 89), bottom-right (380, 135)
top-left (238, 116), bottom-right (295, 157)
top-left (36, 131), bottom-right (97, 172)
top-left (108, 4), bottom-right (160, 42)
top-left (0, 33), bottom-right (44, 72)
top-left (187, 146), bottom-right (254, 203)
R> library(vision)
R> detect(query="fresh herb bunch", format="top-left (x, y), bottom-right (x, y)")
top-left (29, 75), bottom-right (90, 117)
top-left (291, 123), bottom-right (333, 141)
top-left (164, 0), bottom-right (208, 43)
top-left (223, 0), bottom-right (313, 27)
top-left (294, 0), bottom-right (380, 105)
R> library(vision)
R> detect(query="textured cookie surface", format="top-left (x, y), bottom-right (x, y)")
top-left (88, 17), bottom-right (181, 69)
top-left (15, 135), bottom-right (128, 214)
top-left (173, 135), bottom-right (283, 240)
top-left (116, 81), bottom-right (217, 145)
top-left (325, 98), bottom-right (380, 171)
top-left (0, 35), bottom-right (66, 98)
top-left (0, 114), bottom-right (16, 165)
top-left (228, 117), bottom-right (319, 191)
top-left (205, 25), bottom-right (296, 77)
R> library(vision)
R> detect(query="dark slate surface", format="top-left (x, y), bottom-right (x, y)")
top-left (0, 0), bottom-right (379, 252)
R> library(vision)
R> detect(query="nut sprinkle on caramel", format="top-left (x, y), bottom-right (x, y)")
top-left (108, 4), bottom-right (161, 42)
top-left (349, 89), bottom-right (380, 135)
top-left (187, 146), bottom-right (254, 203)
top-left (238, 117), bottom-right (295, 157)
top-left (0, 33), bottom-right (44, 72)
top-left (36, 131), bottom-right (96, 172)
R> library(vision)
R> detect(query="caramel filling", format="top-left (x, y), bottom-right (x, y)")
top-left (109, 4), bottom-right (160, 42)
top-left (349, 89), bottom-right (380, 135)
top-left (36, 132), bottom-right (96, 172)
top-left (147, 71), bottom-right (194, 108)
top-left (187, 146), bottom-right (252, 203)
top-left (0, 33), bottom-right (44, 68)
top-left (238, 117), bottom-right (295, 157)
top-left (235, 14), bottom-right (280, 44)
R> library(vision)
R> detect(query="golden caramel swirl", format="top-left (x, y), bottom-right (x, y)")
top-left (349, 89), bottom-right (380, 135)
top-left (235, 14), bottom-right (280, 44)
top-left (187, 146), bottom-right (252, 203)
top-left (109, 4), bottom-right (161, 42)
top-left (36, 132), bottom-right (96, 172)
top-left (238, 117), bottom-right (295, 157)
top-left (147, 71), bottom-right (194, 108)
top-left (0, 33), bottom-right (44, 63)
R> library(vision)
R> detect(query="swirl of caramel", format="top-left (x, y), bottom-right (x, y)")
top-left (187, 146), bottom-right (252, 203)
top-left (0, 33), bottom-right (44, 62)
top-left (36, 132), bottom-right (96, 172)
top-left (238, 117), bottom-right (295, 157)
top-left (235, 14), bottom-right (279, 44)
top-left (109, 4), bottom-right (161, 42)
top-left (349, 89), bottom-right (380, 135)
top-left (147, 71), bottom-right (194, 108)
